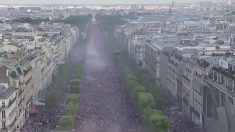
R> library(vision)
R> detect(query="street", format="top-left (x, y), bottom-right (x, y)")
top-left (75, 22), bottom-right (145, 132)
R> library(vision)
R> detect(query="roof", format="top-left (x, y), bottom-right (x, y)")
top-left (0, 85), bottom-right (14, 99)
top-left (150, 39), bottom-right (179, 51)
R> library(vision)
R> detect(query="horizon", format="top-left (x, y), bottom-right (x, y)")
top-left (0, 0), bottom-right (225, 5)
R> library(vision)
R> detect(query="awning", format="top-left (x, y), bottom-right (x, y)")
top-left (28, 106), bottom-right (39, 114)
top-left (35, 101), bottom-right (45, 106)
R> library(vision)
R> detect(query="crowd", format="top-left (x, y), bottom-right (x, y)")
top-left (75, 64), bottom-right (145, 132)
top-left (75, 23), bottom-right (145, 132)
top-left (20, 27), bottom-right (83, 132)
top-left (169, 112), bottom-right (203, 132)
top-left (20, 106), bottom-right (48, 132)
top-left (161, 92), bottom-right (204, 132)
top-left (21, 84), bottom-right (68, 132)
top-left (21, 23), bottom-right (205, 132)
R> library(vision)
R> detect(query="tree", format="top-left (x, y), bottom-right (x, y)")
top-left (132, 85), bottom-right (146, 100)
top-left (45, 92), bottom-right (58, 110)
top-left (149, 113), bottom-right (169, 132)
top-left (69, 79), bottom-right (80, 85)
top-left (137, 92), bottom-right (155, 109)
top-left (113, 50), bottom-right (121, 57)
top-left (62, 15), bottom-right (92, 32)
top-left (133, 85), bottom-right (145, 93)
top-left (148, 83), bottom-right (166, 107)
top-left (126, 74), bottom-right (137, 81)
top-left (143, 107), bottom-right (163, 118)
top-left (126, 79), bottom-right (139, 89)
top-left (12, 17), bottom-right (50, 25)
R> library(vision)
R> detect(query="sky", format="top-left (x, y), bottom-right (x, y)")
top-left (0, 0), bottom-right (225, 5)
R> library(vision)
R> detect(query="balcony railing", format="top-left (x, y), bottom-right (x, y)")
top-left (204, 76), bottom-right (235, 99)
top-left (8, 97), bottom-right (16, 108)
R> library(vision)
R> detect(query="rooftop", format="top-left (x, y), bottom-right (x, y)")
top-left (0, 85), bottom-right (15, 99)
top-left (148, 38), bottom-right (179, 51)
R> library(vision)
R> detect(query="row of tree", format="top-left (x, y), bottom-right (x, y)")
top-left (61, 15), bottom-right (92, 32)
top-left (96, 15), bottom-right (127, 35)
top-left (12, 17), bottom-right (50, 25)
top-left (69, 63), bottom-right (84, 93)
top-left (97, 14), bottom-right (169, 131)
top-left (56, 61), bottom-right (84, 131)
top-left (113, 48), bottom-right (169, 132)
top-left (12, 15), bottom-right (92, 31)
top-left (56, 51), bottom-right (84, 130)
top-left (45, 64), bottom-right (69, 111)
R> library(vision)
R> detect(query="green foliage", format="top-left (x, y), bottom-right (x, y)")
top-left (62, 15), bottom-right (92, 31)
top-left (55, 65), bottom-right (69, 91)
top-left (45, 91), bottom-right (58, 110)
top-left (98, 15), bottom-right (169, 131)
top-left (64, 107), bottom-right (77, 116)
top-left (57, 117), bottom-right (75, 131)
top-left (104, 37), bottom-right (168, 132)
top-left (12, 17), bottom-right (50, 25)
top-left (126, 80), bottom-right (139, 88)
top-left (133, 85), bottom-right (145, 93)
top-left (67, 94), bottom-right (78, 106)
top-left (58, 94), bottom-right (78, 130)
top-left (136, 92), bottom-right (155, 109)
top-left (12, 15), bottom-right (91, 32)
top-left (69, 79), bottom-right (80, 85)
top-left (143, 107), bottom-right (163, 118)
top-left (69, 63), bottom-right (84, 93)
top-left (149, 113), bottom-right (169, 132)
top-left (96, 14), bottom-right (127, 35)
top-left (45, 65), bottom-right (69, 110)
top-left (131, 85), bottom-right (146, 99)
top-left (148, 83), bottom-right (166, 107)
top-left (57, 61), bottom-right (84, 130)
top-left (125, 74), bottom-right (137, 81)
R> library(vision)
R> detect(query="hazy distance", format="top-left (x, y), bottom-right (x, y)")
top-left (0, 0), bottom-right (224, 5)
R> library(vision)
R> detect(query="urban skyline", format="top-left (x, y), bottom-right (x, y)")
top-left (0, 0), bottom-right (225, 5)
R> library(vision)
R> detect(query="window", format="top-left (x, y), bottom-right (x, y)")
top-left (2, 122), bottom-right (5, 129)
top-left (2, 101), bottom-right (5, 108)
top-left (2, 111), bottom-right (5, 118)
top-left (220, 75), bottom-right (225, 84)
top-left (214, 72), bottom-right (217, 81)
top-left (227, 79), bottom-right (233, 92)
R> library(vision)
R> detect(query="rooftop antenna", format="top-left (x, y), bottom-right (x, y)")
top-left (169, 1), bottom-right (175, 14)
top-left (171, 1), bottom-right (175, 8)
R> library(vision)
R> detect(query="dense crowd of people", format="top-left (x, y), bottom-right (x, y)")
top-left (75, 23), bottom-right (145, 132)
top-left (169, 113), bottom-right (203, 132)
top-left (75, 64), bottom-right (145, 132)
top-left (21, 22), bottom-right (205, 132)
top-left (21, 85), bottom-right (68, 132)
top-left (20, 106), bottom-right (48, 132)
top-left (161, 92), bottom-right (204, 132)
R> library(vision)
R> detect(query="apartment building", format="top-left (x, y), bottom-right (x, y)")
top-left (201, 56), bottom-right (235, 132)
top-left (144, 35), bottom-right (180, 84)
top-left (0, 66), bottom-right (17, 132)
top-left (113, 8), bottom-right (235, 131)
top-left (0, 21), bottom-right (79, 131)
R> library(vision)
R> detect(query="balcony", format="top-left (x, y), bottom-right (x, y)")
top-left (25, 77), bottom-right (32, 86)
top-left (18, 89), bottom-right (23, 97)
top-left (204, 76), bottom-right (235, 99)
top-left (8, 97), bottom-right (16, 108)
top-left (213, 66), bottom-right (235, 80)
